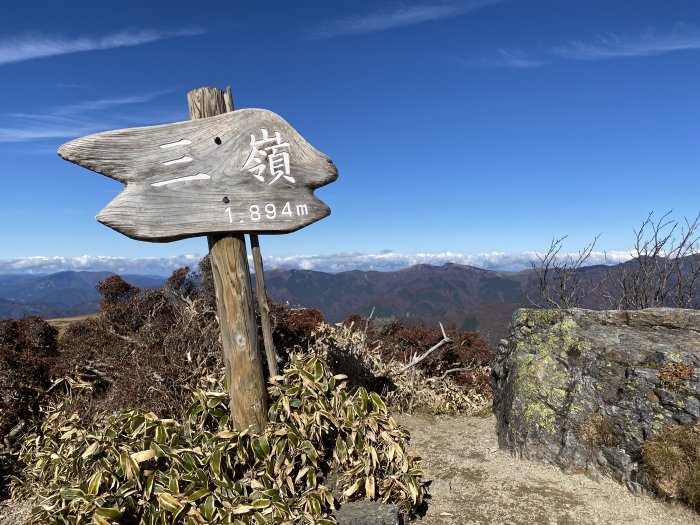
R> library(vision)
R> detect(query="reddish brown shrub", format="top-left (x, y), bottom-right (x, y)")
top-left (267, 300), bottom-right (326, 356)
top-left (95, 275), bottom-right (138, 309)
top-left (53, 271), bottom-right (222, 424)
top-left (0, 317), bottom-right (58, 441)
top-left (659, 362), bottom-right (694, 392)
top-left (349, 316), bottom-right (494, 398)
top-left (343, 314), bottom-right (366, 330)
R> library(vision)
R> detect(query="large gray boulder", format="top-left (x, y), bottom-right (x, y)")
top-left (491, 308), bottom-right (700, 492)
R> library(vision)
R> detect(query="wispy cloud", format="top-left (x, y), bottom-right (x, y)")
top-left (309, 0), bottom-right (502, 39)
top-left (464, 25), bottom-right (700, 69)
top-left (0, 27), bottom-right (205, 66)
top-left (50, 92), bottom-right (173, 116)
top-left (466, 48), bottom-right (547, 68)
top-left (0, 90), bottom-right (174, 143)
top-left (0, 251), bottom-right (635, 276)
top-left (553, 25), bottom-right (700, 61)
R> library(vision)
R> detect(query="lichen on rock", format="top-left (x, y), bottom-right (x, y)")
top-left (491, 307), bottom-right (700, 493)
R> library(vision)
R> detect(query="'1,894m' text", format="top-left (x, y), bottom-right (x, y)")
top-left (224, 202), bottom-right (309, 223)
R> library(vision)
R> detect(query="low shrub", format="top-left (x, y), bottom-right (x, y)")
top-left (312, 322), bottom-right (491, 414)
top-left (267, 302), bottom-right (325, 358)
top-left (55, 271), bottom-right (222, 426)
top-left (0, 317), bottom-right (58, 443)
top-left (0, 316), bottom-right (59, 498)
top-left (14, 353), bottom-right (423, 524)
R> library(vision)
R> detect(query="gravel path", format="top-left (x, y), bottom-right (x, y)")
top-left (399, 413), bottom-right (700, 525)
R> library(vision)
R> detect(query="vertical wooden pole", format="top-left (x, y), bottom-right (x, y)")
top-left (250, 235), bottom-right (279, 376)
top-left (187, 87), bottom-right (267, 431)
top-left (220, 88), bottom-right (279, 377)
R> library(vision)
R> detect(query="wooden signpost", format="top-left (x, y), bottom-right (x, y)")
top-left (58, 86), bottom-right (337, 431)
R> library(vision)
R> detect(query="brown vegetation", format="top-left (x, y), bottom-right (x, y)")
top-left (0, 317), bottom-right (58, 446)
top-left (659, 362), bottom-right (694, 393)
top-left (578, 412), bottom-right (616, 449)
top-left (359, 316), bottom-right (494, 402)
top-left (642, 420), bottom-right (700, 510)
top-left (0, 255), bottom-right (495, 512)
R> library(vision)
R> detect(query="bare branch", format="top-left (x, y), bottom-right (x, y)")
top-left (397, 322), bottom-right (453, 374)
top-left (436, 366), bottom-right (478, 381)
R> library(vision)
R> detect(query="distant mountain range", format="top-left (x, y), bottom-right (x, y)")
top-left (263, 264), bottom-right (532, 342)
top-left (4, 258), bottom-right (696, 346)
top-left (0, 264), bottom-right (534, 345)
top-left (0, 271), bottom-right (166, 319)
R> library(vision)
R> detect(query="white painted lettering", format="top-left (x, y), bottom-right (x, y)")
top-left (162, 156), bottom-right (193, 166)
top-left (159, 139), bottom-right (191, 149)
top-left (151, 173), bottom-right (210, 187)
top-left (227, 202), bottom-right (310, 224)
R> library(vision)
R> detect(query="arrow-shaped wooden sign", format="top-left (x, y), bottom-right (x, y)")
top-left (58, 108), bottom-right (338, 242)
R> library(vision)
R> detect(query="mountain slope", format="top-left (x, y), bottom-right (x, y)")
top-left (263, 263), bottom-right (531, 342)
top-left (0, 271), bottom-right (166, 319)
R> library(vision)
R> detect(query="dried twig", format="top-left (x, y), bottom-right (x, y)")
top-left (435, 367), bottom-right (478, 381)
top-left (397, 323), bottom-right (453, 374)
top-left (363, 307), bottom-right (375, 341)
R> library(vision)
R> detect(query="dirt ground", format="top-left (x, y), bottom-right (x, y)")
top-left (3, 413), bottom-right (698, 525)
top-left (399, 413), bottom-right (700, 525)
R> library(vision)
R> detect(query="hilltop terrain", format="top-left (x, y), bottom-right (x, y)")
top-left (0, 264), bottom-right (533, 344)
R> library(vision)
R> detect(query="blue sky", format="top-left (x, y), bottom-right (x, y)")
top-left (1, 0), bottom-right (699, 274)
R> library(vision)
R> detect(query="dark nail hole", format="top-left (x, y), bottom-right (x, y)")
top-left (214, 137), bottom-right (222, 145)
top-left (222, 196), bottom-right (230, 203)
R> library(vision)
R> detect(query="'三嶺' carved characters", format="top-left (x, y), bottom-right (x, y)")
top-left (58, 108), bottom-right (338, 242)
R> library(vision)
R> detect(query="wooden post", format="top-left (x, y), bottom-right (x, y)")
top-left (219, 88), bottom-right (279, 377)
top-left (187, 87), bottom-right (267, 431)
top-left (250, 234), bottom-right (279, 376)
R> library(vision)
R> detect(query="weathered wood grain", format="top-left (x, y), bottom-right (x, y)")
top-left (251, 234), bottom-right (279, 377)
top-left (191, 86), bottom-right (267, 432)
top-left (58, 107), bottom-right (337, 241)
top-left (207, 233), bottom-right (267, 431)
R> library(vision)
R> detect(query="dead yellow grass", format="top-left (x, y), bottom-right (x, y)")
top-left (46, 314), bottom-right (97, 335)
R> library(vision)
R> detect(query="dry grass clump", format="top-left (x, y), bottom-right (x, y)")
top-left (13, 353), bottom-right (423, 524)
top-left (642, 420), bottom-right (700, 509)
top-left (311, 322), bottom-right (492, 415)
top-left (577, 412), bottom-right (615, 449)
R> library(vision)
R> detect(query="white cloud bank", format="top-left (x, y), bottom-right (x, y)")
top-left (0, 251), bottom-right (636, 276)
top-left (0, 28), bottom-right (205, 66)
